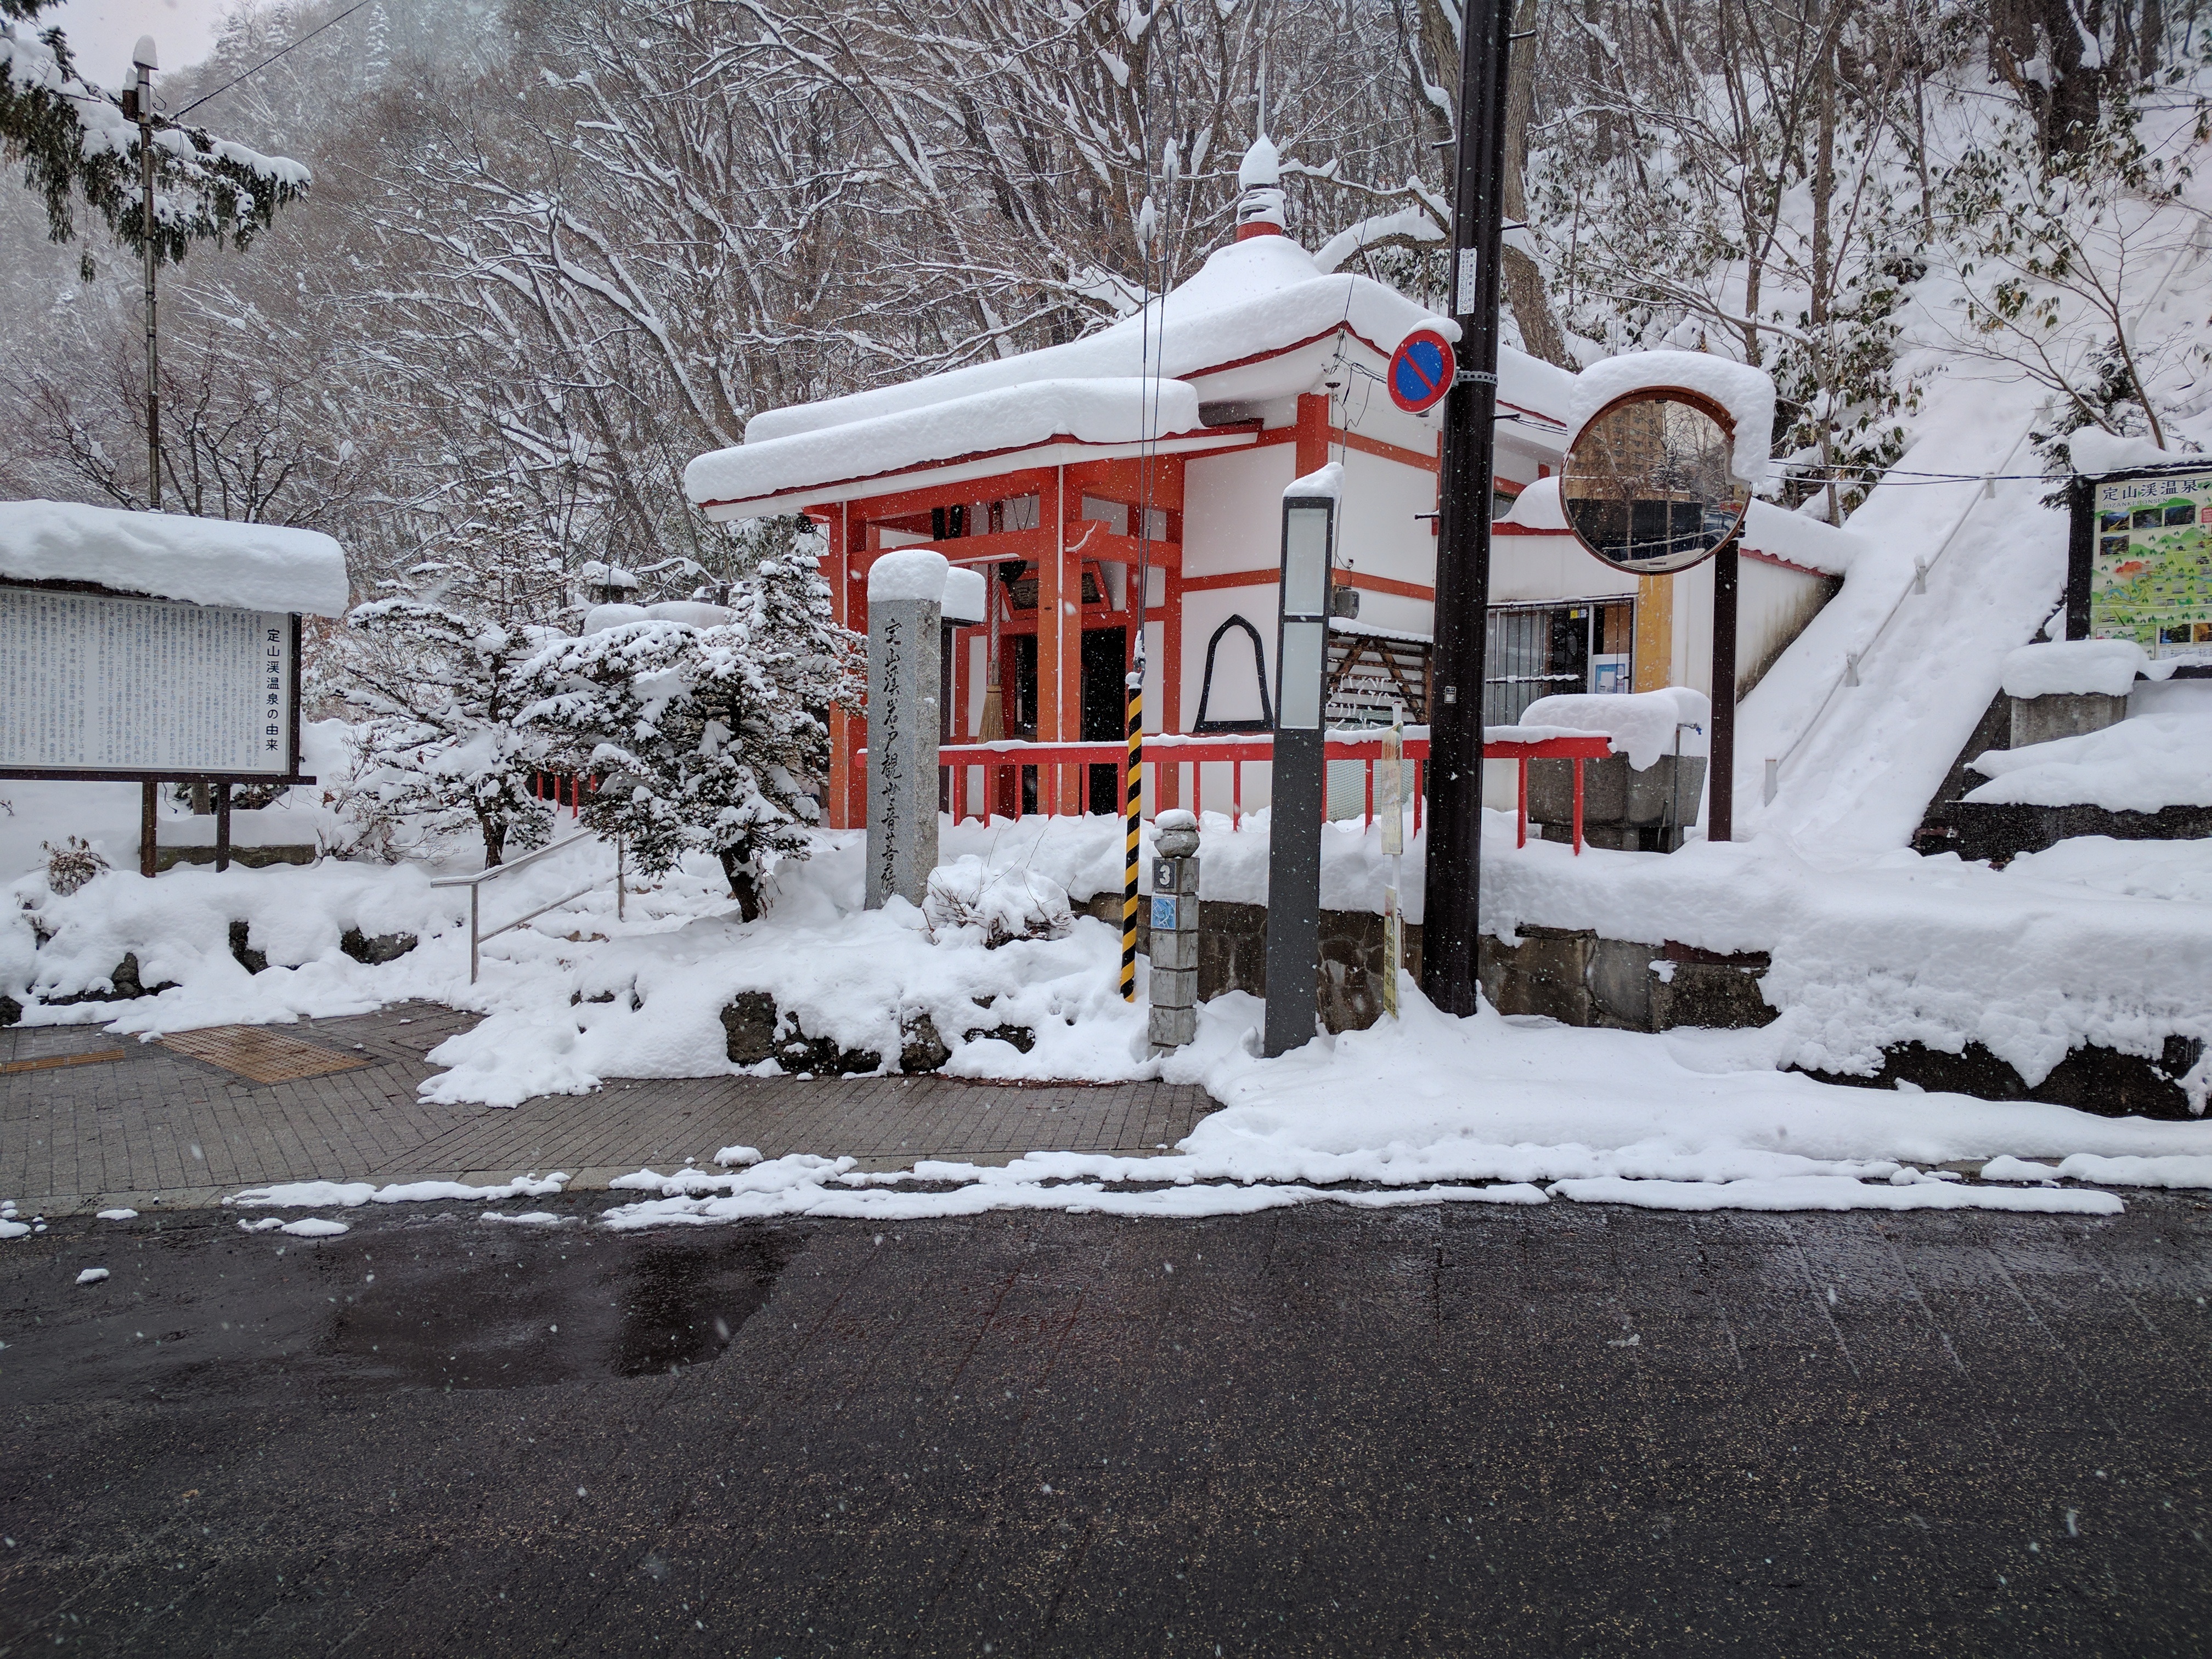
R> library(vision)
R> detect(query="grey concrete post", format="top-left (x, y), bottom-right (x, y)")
top-left (1263, 474), bottom-right (1338, 1058)
top-left (1148, 810), bottom-right (1201, 1051)
top-left (866, 551), bottom-right (946, 910)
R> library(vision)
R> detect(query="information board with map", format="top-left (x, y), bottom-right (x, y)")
top-left (2085, 469), bottom-right (2212, 656)
top-left (0, 584), bottom-right (300, 778)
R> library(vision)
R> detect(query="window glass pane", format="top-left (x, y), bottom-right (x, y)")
top-left (1281, 506), bottom-right (1331, 616)
top-left (1278, 619), bottom-right (1326, 729)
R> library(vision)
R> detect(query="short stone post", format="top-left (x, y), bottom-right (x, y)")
top-left (866, 550), bottom-right (946, 910)
top-left (1148, 809), bottom-right (1201, 1051)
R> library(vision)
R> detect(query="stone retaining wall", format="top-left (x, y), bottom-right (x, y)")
top-left (1118, 896), bottom-right (2200, 1119)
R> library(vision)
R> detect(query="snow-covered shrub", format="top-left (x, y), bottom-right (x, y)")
top-left (325, 490), bottom-right (572, 866)
top-left (42, 836), bottom-right (106, 896)
top-left (335, 604), bottom-right (557, 867)
top-left (523, 549), bottom-right (860, 917)
top-left (923, 856), bottom-right (1075, 948)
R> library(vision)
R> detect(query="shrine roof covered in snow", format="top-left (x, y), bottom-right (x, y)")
top-left (685, 226), bottom-right (1576, 518)
top-left (0, 499), bottom-right (351, 616)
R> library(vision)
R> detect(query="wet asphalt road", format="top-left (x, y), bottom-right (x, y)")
top-left (2, 1192), bottom-right (2210, 1657)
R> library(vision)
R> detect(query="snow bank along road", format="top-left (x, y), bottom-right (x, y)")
top-left (3, 1195), bottom-right (2209, 1657)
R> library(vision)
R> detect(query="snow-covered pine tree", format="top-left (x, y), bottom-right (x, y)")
top-left (522, 538), bottom-right (860, 918)
top-left (1, 1), bottom-right (307, 264)
top-left (333, 488), bottom-right (571, 867)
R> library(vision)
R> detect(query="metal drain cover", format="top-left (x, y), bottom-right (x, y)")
top-left (159, 1025), bottom-right (375, 1085)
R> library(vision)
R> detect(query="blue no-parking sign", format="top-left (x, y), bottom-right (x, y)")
top-left (1386, 328), bottom-right (1456, 414)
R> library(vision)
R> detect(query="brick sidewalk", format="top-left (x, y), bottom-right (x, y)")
top-left (0, 1001), bottom-right (1217, 1215)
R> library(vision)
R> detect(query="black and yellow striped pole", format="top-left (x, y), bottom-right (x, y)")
top-left (1120, 664), bottom-right (1143, 1001)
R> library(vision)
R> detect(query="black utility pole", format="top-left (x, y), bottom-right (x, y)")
top-left (1707, 541), bottom-right (1738, 840)
top-left (1420, 0), bottom-right (1515, 1016)
top-left (128, 38), bottom-right (161, 510)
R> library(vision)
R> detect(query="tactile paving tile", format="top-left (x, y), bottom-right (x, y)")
top-left (156, 1025), bottom-right (376, 1085)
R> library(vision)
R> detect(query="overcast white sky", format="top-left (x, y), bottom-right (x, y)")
top-left (46, 0), bottom-right (234, 87)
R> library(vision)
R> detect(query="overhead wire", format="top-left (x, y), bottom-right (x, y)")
top-left (172, 0), bottom-right (380, 120)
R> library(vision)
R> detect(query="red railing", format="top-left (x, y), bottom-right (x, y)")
top-left (530, 771), bottom-right (597, 816)
top-left (861, 730), bottom-right (1616, 853)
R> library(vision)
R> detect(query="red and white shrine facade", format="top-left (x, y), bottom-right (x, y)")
top-left (686, 147), bottom-right (1579, 828)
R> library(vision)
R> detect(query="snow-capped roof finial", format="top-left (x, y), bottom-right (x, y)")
top-left (1234, 76), bottom-right (1286, 242)
top-left (1238, 133), bottom-right (1281, 191)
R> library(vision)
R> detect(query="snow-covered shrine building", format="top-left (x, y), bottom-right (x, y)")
top-left (685, 139), bottom-right (1856, 827)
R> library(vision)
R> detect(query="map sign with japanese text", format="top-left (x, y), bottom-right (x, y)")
top-left (2090, 470), bottom-right (2212, 656)
top-left (0, 585), bottom-right (295, 775)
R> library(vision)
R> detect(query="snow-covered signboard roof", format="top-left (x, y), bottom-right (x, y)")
top-left (0, 500), bottom-right (350, 617)
top-left (686, 223), bottom-right (1575, 519)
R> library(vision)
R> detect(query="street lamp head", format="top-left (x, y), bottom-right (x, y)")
top-left (132, 36), bottom-right (159, 71)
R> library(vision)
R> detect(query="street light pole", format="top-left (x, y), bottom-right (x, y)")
top-left (130, 36), bottom-right (160, 510)
top-left (1420, 0), bottom-right (1514, 1016)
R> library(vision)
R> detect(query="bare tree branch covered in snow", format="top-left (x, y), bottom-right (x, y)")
top-left (7, 0), bottom-right (2212, 583)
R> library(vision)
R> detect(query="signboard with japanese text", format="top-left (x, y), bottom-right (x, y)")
top-left (0, 583), bottom-right (301, 778)
top-left (2081, 469), bottom-right (2212, 657)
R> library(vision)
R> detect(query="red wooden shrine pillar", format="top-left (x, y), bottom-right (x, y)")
top-left (1159, 561), bottom-right (1185, 809)
top-left (1295, 391), bottom-right (1331, 478)
top-left (826, 502), bottom-right (870, 830)
top-left (1039, 466), bottom-right (1078, 812)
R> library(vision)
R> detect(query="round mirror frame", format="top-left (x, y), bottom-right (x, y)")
top-left (1560, 387), bottom-right (1750, 575)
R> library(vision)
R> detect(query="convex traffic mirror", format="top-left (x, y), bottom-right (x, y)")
top-left (1562, 391), bottom-right (1747, 574)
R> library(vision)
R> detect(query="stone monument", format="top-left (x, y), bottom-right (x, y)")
top-left (866, 549), bottom-right (947, 910)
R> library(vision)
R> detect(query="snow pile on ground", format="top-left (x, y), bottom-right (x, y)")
top-left (0, 499), bottom-right (350, 616)
top-left (238, 1215), bottom-right (351, 1237)
top-left (923, 856), bottom-right (1075, 947)
top-left (584, 984), bottom-right (2210, 1227)
top-left (3, 812), bottom-right (1165, 1105)
top-left (1, 854), bottom-right (464, 1022)
top-left (2001, 835), bottom-right (2212, 901)
top-left (1484, 829), bottom-right (2212, 1107)
top-left (0, 719), bottom-right (365, 884)
top-left (226, 1173), bottom-right (569, 1209)
top-left (7, 782), bottom-right (2209, 1222)
top-left (1965, 712), bottom-right (2212, 811)
top-left (9, 806), bottom-right (2207, 1120)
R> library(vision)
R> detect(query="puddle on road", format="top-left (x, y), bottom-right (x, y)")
top-left (0, 1211), bottom-right (802, 1408)
top-left (318, 1227), bottom-right (796, 1391)
top-left (610, 1236), bottom-right (785, 1378)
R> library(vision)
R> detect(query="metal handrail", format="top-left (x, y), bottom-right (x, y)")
top-left (430, 829), bottom-right (625, 983)
top-left (1770, 424), bottom-right (2033, 783)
